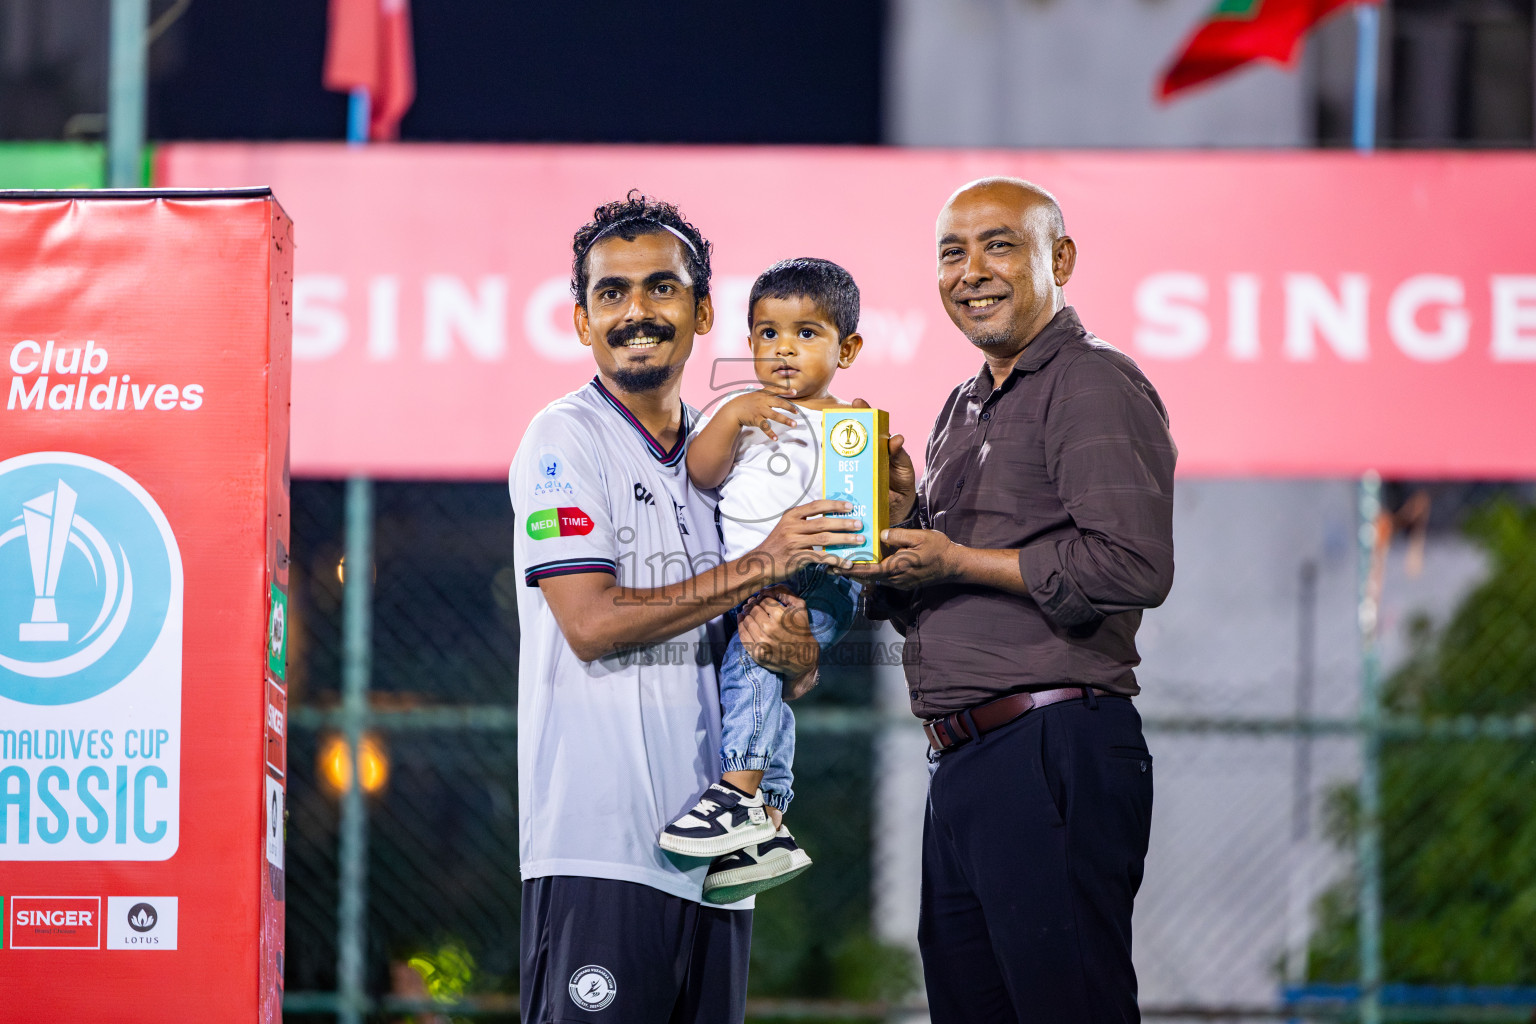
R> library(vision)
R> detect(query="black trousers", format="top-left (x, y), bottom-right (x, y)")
top-left (520, 876), bottom-right (752, 1024)
top-left (919, 694), bottom-right (1153, 1024)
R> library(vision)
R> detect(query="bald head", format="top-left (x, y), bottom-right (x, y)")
top-left (945, 177), bottom-right (1065, 239)
top-left (935, 176), bottom-right (1077, 370)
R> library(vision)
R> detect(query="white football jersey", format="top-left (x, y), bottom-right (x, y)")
top-left (510, 376), bottom-right (743, 905)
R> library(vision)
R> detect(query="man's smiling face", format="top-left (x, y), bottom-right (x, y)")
top-left (936, 182), bottom-right (1072, 359)
top-left (574, 231), bottom-right (713, 394)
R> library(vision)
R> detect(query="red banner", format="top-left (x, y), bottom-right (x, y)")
top-left (0, 192), bottom-right (289, 1022)
top-left (157, 144), bottom-right (1536, 479)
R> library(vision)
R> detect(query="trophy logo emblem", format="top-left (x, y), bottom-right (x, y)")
top-left (0, 453), bottom-right (175, 706)
top-left (2, 452), bottom-right (183, 862)
top-left (829, 417), bottom-right (869, 458)
top-left (13, 479), bottom-right (128, 647)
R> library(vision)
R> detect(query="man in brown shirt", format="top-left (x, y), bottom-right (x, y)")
top-left (848, 178), bottom-right (1176, 1023)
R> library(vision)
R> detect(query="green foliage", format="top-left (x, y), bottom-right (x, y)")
top-left (744, 726), bottom-right (919, 1009)
top-left (746, 809), bottom-right (918, 1006)
top-left (408, 938), bottom-right (477, 1002)
top-left (1308, 501), bottom-right (1536, 984)
top-left (829, 931), bottom-right (920, 1004)
top-left (747, 874), bottom-right (918, 1004)
top-left (746, 922), bottom-right (917, 1023)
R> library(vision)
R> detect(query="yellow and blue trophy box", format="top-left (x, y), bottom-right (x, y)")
top-left (821, 407), bottom-right (889, 563)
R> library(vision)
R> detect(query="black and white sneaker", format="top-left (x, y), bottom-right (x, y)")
top-left (702, 826), bottom-right (813, 904)
top-left (659, 782), bottom-right (775, 858)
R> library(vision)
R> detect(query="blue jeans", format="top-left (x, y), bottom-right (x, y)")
top-left (719, 567), bottom-right (860, 812)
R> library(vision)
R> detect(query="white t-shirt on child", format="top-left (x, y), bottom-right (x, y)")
top-left (706, 395), bottom-right (826, 560)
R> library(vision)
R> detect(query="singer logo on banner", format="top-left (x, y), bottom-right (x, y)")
top-left (158, 144), bottom-right (1536, 480)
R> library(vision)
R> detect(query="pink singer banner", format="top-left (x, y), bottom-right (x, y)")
top-left (154, 144), bottom-right (1536, 479)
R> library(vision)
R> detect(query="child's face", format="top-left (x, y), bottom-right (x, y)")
top-left (748, 295), bottom-right (859, 401)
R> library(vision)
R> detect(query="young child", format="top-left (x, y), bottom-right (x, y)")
top-left (659, 257), bottom-right (866, 903)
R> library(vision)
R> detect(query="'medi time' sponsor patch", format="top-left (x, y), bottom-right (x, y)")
top-left (526, 507), bottom-right (595, 539)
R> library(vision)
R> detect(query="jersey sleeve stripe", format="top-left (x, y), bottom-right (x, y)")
top-left (524, 558), bottom-right (619, 586)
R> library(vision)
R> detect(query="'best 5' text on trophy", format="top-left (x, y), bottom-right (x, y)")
top-left (820, 407), bottom-right (889, 564)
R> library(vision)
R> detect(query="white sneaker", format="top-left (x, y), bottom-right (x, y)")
top-left (702, 826), bottom-right (813, 904)
top-left (658, 782), bottom-right (775, 858)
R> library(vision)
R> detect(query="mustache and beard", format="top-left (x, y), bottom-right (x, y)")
top-left (950, 299), bottom-right (1017, 351)
top-left (607, 320), bottom-right (681, 393)
top-left (961, 325), bottom-right (1013, 349)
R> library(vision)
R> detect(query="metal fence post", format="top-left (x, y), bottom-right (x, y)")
top-left (107, 0), bottom-right (148, 186)
top-left (1352, 5), bottom-right (1380, 154)
top-left (348, 90), bottom-right (372, 146)
top-left (1352, 12), bottom-right (1383, 1014)
top-left (337, 477), bottom-right (375, 1024)
top-left (1356, 472), bottom-right (1384, 1024)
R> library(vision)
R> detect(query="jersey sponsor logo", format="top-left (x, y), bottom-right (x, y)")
top-left (526, 507), bottom-right (595, 539)
top-left (568, 964), bottom-right (617, 1011)
top-left (633, 483), bottom-right (654, 506)
top-left (532, 445), bottom-right (575, 500)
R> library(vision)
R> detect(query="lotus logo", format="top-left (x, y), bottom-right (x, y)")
top-left (127, 902), bottom-right (158, 932)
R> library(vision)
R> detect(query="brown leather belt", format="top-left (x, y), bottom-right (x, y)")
top-left (923, 687), bottom-right (1114, 752)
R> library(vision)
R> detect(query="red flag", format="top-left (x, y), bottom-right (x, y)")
top-left (1158, 0), bottom-right (1377, 100)
top-left (323, 0), bottom-right (415, 140)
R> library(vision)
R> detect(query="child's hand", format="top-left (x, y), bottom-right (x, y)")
top-left (724, 389), bottom-right (800, 441)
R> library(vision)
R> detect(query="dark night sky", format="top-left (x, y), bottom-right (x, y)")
top-left (147, 1), bottom-right (886, 144)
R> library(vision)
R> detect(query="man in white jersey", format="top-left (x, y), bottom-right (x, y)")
top-left (512, 193), bottom-right (864, 1024)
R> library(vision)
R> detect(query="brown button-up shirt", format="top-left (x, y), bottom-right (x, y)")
top-left (884, 307), bottom-right (1177, 718)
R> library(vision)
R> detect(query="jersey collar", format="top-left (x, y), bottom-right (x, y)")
top-left (589, 376), bottom-right (690, 467)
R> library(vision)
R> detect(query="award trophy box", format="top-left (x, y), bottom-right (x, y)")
top-left (820, 407), bottom-right (889, 564)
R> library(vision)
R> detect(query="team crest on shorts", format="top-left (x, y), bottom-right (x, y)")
top-left (568, 964), bottom-right (616, 1011)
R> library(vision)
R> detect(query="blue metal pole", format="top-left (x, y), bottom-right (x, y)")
top-left (348, 88), bottom-right (372, 145)
top-left (335, 73), bottom-right (373, 1024)
top-left (336, 476), bottom-right (374, 1024)
top-left (1352, 5), bottom-right (1380, 153)
top-left (1356, 472), bottom-right (1384, 1024)
top-left (107, 0), bottom-right (148, 186)
top-left (1351, 10), bottom-right (1385, 1023)
top-left (1353, 8), bottom-right (1384, 1023)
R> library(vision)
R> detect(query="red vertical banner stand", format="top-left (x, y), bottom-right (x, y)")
top-left (0, 189), bottom-right (291, 1023)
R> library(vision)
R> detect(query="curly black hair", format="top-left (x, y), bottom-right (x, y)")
top-left (748, 257), bottom-right (861, 339)
top-left (570, 191), bottom-right (713, 309)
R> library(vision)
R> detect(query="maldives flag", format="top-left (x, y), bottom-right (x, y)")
top-left (322, 0), bottom-right (415, 140)
top-left (1158, 0), bottom-right (1378, 99)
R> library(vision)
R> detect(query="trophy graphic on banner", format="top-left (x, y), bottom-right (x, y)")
top-left (19, 480), bottom-right (80, 642)
top-left (821, 407), bottom-right (889, 564)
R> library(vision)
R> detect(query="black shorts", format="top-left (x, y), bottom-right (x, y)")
top-left (520, 875), bottom-right (752, 1024)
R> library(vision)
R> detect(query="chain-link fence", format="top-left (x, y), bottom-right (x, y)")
top-left (279, 478), bottom-right (1536, 1023)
